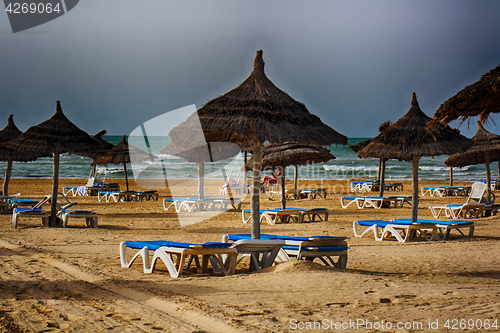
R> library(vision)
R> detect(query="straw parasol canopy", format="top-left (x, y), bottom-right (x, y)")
top-left (95, 135), bottom-right (155, 191)
top-left (82, 130), bottom-right (115, 159)
top-left (79, 129), bottom-right (115, 179)
top-left (247, 142), bottom-right (335, 209)
top-left (445, 122), bottom-right (500, 202)
top-left (431, 64), bottom-right (500, 126)
top-left (168, 50), bottom-right (347, 238)
top-left (0, 114), bottom-right (51, 195)
top-left (5, 101), bottom-right (103, 226)
top-left (358, 92), bottom-right (473, 222)
top-left (160, 141), bottom-right (240, 199)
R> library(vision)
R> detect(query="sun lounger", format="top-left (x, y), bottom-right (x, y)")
top-left (164, 197), bottom-right (242, 213)
top-left (353, 219), bottom-right (437, 243)
top-left (267, 188), bottom-right (296, 201)
top-left (300, 188), bottom-right (328, 199)
top-left (62, 186), bottom-right (87, 197)
top-left (223, 234), bottom-right (348, 269)
top-left (98, 190), bottom-right (118, 202)
top-left (241, 208), bottom-right (303, 225)
top-left (429, 182), bottom-right (491, 218)
top-left (119, 240), bottom-right (237, 278)
top-left (0, 193), bottom-right (20, 213)
top-left (213, 239), bottom-right (286, 272)
top-left (12, 208), bottom-right (50, 228)
top-left (299, 208), bottom-right (329, 222)
top-left (59, 209), bottom-right (98, 228)
top-left (429, 203), bottom-right (486, 219)
top-left (393, 218), bottom-right (474, 241)
top-left (135, 190), bottom-right (159, 201)
top-left (109, 191), bottom-right (138, 202)
top-left (340, 196), bottom-right (365, 209)
top-left (341, 196), bottom-right (410, 209)
top-left (8, 198), bottom-right (39, 210)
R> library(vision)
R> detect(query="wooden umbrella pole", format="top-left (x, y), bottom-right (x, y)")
top-left (50, 154), bottom-right (59, 227)
top-left (377, 159), bottom-right (382, 181)
top-left (124, 162), bottom-right (129, 191)
top-left (3, 160), bottom-right (12, 196)
top-left (281, 167), bottom-right (286, 210)
top-left (379, 158), bottom-right (386, 197)
top-left (485, 151), bottom-right (491, 203)
top-left (449, 167), bottom-right (453, 186)
top-left (198, 161), bottom-right (204, 199)
top-left (250, 143), bottom-right (263, 239)
top-left (243, 151), bottom-right (248, 193)
top-left (294, 165), bottom-right (298, 190)
top-left (411, 156), bottom-right (420, 222)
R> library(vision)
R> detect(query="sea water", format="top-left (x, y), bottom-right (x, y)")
top-left (0, 136), bottom-right (495, 182)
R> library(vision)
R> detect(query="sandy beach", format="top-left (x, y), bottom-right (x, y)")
top-left (1, 178), bottom-right (499, 332)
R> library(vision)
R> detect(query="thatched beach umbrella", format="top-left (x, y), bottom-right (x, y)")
top-left (81, 130), bottom-right (115, 178)
top-left (168, 50), bottom-right (347, 238)
top-left (247, 143), bottom-right (335, 209)
top-left (0, 115), bottom-right (51, 196)
top-left (445, 122), bottom-right (500, 203)
top-left (95, 135), bottom-right (155, 191)
top-left (350, 120), bottom-right (392, 196)
top-left (5, 101), bottom-right (102, 226)
top-left (431, 64), bottom-right (500, 126)
top-left (160, 141), bottom-right (240, 199)
top-left (358, 92), bottom-right (473, 222)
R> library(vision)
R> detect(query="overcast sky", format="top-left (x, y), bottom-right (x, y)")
top-left (1, 0), bottom-right (500, 139)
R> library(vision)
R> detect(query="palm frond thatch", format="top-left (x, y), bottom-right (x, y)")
top-left (445, 122), bottom-right (500, 167)
top-left (0, 115), bottom-right (50, 162)
top-left (358, 93), bottom-right (473, 160)
top-left (169, 50), bottom-right (348, 147)
top-left (79, 129), bottom-right (115, 160)
top-left (247, 143), bottom-right (334, 169)
top-left (5, 101), bottom-right (102, 155)
top-left (431, 64), bottom-right (500, 126)
top-left (95, 135), bottom-right (154, 165)
top-left (160, 142), bottom-right (240, 163)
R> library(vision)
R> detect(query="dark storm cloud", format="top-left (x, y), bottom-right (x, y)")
top-left (1, 0), bottom-right (499, 137)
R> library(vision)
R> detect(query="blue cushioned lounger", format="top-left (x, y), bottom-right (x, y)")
top-left (223, 233), bottom-right (348, 269)
top-left (120, 240), bottom-right (237, 278)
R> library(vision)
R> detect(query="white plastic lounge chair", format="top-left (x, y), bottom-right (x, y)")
top-left (164, 197), bottom-right (242, 213)
top-left (300, 188), bottom-right (327, 199)
top-left (429, 203), bottom-right (485, 219)
top-left (109, 191), bottom-right (138, 203)
top-left (353, 220), bottom-right (437, 243)
top-left (120, 240), bottom-right (237, 278)
top-left (341, 196), bottom-right (409, 209)
top-left (213, 239), bottom-right (286, 272)
top-left (8, 197), bottom-right (38, 210)
top-left (62, 186), bottom-right (87, 197)
top-left (220, 170), bottom-right (245, 195)
top-left (299, 208), bottom-right (329, 222)
top-left (429, 182), bottom-right (490, 218)
top-left (393, 218), bottom-right (474, 241)
top-left (12, 208), bottom-right (49, 228)
top-left (241, 208), bottom-right (303, 225)
top-left (223, 234), bottom-right (348, 269)
top-left (0, 193), bottom-right (20, 213)
top-left (135, 190), bottom-right (159, 201)
top-left (340, 196), bottom-right (365, 209)
top-left (46, 193), bottom-right (98, 228)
